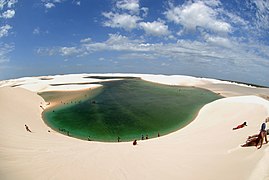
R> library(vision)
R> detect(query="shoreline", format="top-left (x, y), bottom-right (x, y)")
top-left (39, 86), bottom-right (102, 110)
top-left (0, 73), bottom-right (269, 179)
top-left (40, 78), bottom-right (221, 142)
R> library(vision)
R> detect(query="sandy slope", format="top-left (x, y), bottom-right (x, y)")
top-left (0, 74), bottom-right (269, 180)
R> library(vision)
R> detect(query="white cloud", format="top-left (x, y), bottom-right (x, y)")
top-left (116, 0), bottom-right (140, 14)
top-left (165, 1), bottom-right (232, 34)
top-left (203, 0), bottom-right (221, 7)
top-left (1, 9), bottom-right (15, 18)
top-left (139, 21), bottom-right (170, 36)
top-left (33, 27), bottom-right (40, 35)
top-left (37, 29), bottom-right (269, 76)
top-left (36, 47), bottom-right (57, 56)
top-left (102, 12), bottom-right (141, 30)
top-left (0, 0), bottom-right (17, 17)
top-left (0, 24), bottom-right (12, 38)
top-left (83, 33), bottom-right (146, 52)
top-left (221, 10), bottom-right (248, 27)
top-left (253, 0), bottom-right (269, 30)
top-left (0, 0), bottom-right (17, 10)
top-left (75, 1), bottom-right (80, 6)
top-left (85, 34), bottom-right (269, 69)
top-left (59, 47), bottom-right (79, 56)
top-left (0, 42), bottom-right (14, 63)
top-left (42, 0), bottom-right (81, 9)
top-left (203, 33), bottom-right (233, 48)
top-left (80, 37), bottom-right (92, 43)
top-left (141, 7), bottom-right (148, 17)
top-left (45, 2), bottom-right (55, 9)
top-left (7, 0), bottom-right (17, 8)
top-left (118, 52), bottom-right (157, 60)
top-left (0, 1), bottom-right (5, 10)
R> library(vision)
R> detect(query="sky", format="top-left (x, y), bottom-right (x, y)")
top-left (0, 0), bottom-right (269, 86)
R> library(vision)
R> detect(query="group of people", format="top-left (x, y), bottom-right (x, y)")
top-left (233, 117), bottom-right (269, 149)
top-left (132, 133), bottom-right (161, 146)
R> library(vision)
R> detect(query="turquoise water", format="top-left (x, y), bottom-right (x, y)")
top-left (41, 78), bottom-right (222, 142)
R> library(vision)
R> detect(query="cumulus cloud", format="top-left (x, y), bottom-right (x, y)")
top-left (45, 2), bottom-right (55, 9)
top-left (139, 21), bottom-right (170, 36)
top-left (101, 0), bottom-right (173, 39)
top-left (102, 12), bottom-right (141, 30)
top-left (0, 0), bottom-right (17, 10)
top-left (165, 1), bottom-right (232, 34)
top-left (116, 0), bottom-right (140, 14)
top-left (0, 0), bottom-right (17, 22)
top-left (0, 25), bottom-right (12, 38)
top-left (1, 9), bottom-right (15, 18)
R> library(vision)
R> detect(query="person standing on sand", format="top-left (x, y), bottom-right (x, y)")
top-left (261, 117), bottom-right (269, 132)
top-left (25, 124), bottom-right (32, 132)
top-left (133, 140), bottom-right (137, 146)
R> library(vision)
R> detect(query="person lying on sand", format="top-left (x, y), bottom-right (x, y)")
top-left (25, 124), bottom-right (32, 132)
top-left (241, 122), bottom-right (268, 149)
top-left (241, 131), bottom-right (267, 149)
top-left (233, 122), bottom-right (247, 130)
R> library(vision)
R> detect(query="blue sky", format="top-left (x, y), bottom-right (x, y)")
top-left (0, 0), bottom-right (269, 86)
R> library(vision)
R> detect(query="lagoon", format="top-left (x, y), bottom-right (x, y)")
top-left (41, 78), bottom-right (222, 142)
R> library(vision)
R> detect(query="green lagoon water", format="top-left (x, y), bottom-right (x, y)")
top-left (41, 78), bottom-right (222, 142)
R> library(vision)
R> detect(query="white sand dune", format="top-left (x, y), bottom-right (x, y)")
top-left (0, 74), bottom-right (269, 180)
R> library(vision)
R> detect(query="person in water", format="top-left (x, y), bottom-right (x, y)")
top-left (233, 122), bottom-right (247, 130)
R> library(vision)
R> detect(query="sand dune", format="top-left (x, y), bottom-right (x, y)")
top-left (0, 74), bottom-right (269, 180)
